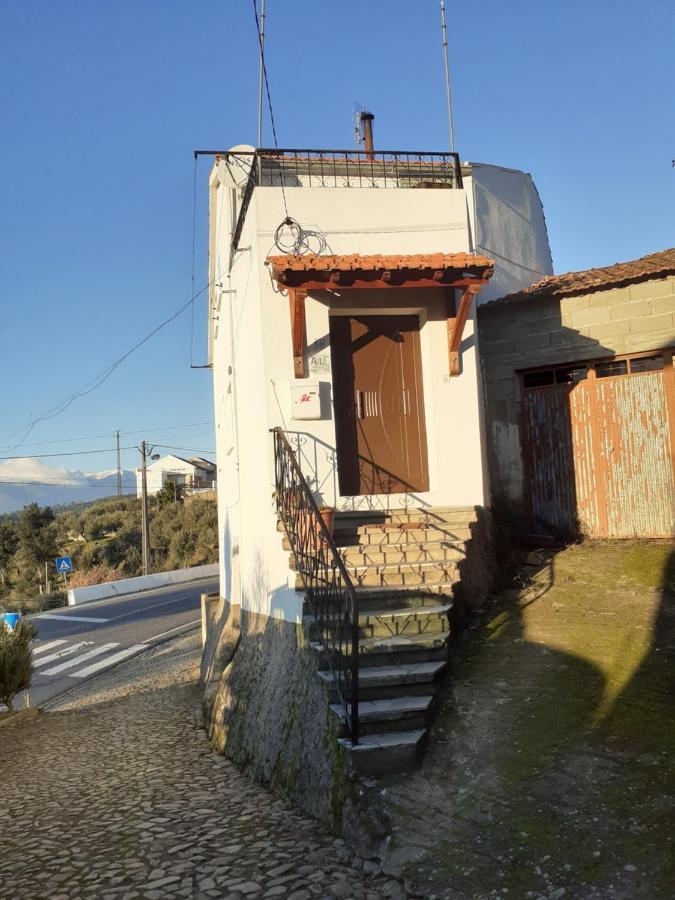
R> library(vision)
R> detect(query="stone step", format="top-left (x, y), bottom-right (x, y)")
top-left (294, 564), bottom-right (459, 591)
top-left (337, 729), bottom-right (427, 775)
top-left (357, 590), bottom-right (453, 612)
top-left (331, 695), bottom-right (434, 735)
top-left (334, 525), bottom-right (472, 545)
top-left (318, 659), bottom-right (447, 701)
top-left (306, 603), bottom-right (451, 641)
top-left (340, 542), bottom-right (465, 566)
top-left (335, 505), bottom-right (476, 527)
top-left (310, 631), bottom-right (450, 669)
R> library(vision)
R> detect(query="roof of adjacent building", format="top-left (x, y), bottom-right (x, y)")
top-left (485, 248), bottom-right (675, 307)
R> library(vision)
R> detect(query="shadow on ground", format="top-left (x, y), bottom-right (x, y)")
top-left (373, 541), bottom-right (675, 900)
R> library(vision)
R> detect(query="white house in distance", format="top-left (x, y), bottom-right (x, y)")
top-left (203, 121), bottom-right (553, 781)
top-left (135, 454), bottom-right (216, 498)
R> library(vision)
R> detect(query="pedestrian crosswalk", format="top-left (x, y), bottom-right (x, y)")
top-left (32, 639), bottom-right (148, 680)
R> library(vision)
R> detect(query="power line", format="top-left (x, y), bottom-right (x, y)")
top-left (0, 480), bottom-right (136, 490)
top-left (0, 274), bottom-right (219, 453)
top-left (0, 421), bottom-right (214, 451)
top-left (0, 446), bottom-right (135, 461)
top-left (154, 445), bottom-right (215, 454)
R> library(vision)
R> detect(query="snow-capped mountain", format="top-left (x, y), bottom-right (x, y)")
top-left (0, 459), bottom-right (136, 514)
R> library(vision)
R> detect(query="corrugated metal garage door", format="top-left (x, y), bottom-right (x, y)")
top-left (522, 351), bottom-right (675, 538)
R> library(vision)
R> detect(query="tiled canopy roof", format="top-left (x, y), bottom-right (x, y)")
top-left (268, 252), bottom-right (494, 289)
top-left (488, 248), bottom-right (675, 306)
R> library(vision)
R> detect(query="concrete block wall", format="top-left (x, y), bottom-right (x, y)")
top-left (477, 276), bottom-right (675, 525)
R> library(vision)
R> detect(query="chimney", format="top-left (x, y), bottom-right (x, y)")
top-left (360, 110), bottom-right (375, 159)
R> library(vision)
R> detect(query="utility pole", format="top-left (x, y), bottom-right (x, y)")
top-left (115, 429), bottom-right (122, 497)
top-left (139, 441), bottom-right (157, 577)
top-left (440, 0), bottom-right (456, 154)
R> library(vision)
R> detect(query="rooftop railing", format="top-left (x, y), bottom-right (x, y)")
top-left (220, 147), bottom-right (463, 267)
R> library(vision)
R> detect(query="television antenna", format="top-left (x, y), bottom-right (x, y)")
top-left (353, 103), bottom-right (366, 147)
top-left (440, 0), bottom-right (456, 153)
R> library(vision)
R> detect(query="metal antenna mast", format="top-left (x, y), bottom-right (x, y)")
top-left (257, 0), bottom-right (266, 148)
top-left (115, 429), bottom-right (122, 496)
top-left (440, 0), bottom-right (456, 153)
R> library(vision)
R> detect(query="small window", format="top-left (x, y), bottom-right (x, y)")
top-left (556, 365), bottom-right (588, 384)
top-left (630, 355), bottom-right (664, 373)
top-left (523, 370), bottom-right (555, 388)
top-left (596, 359), bottom-right (629, 378)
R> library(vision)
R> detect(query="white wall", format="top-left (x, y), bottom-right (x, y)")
top-left (209, 154), bottom-right (552, 623)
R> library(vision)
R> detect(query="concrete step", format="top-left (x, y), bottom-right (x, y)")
top-left (347, 561), bottom-right (460, 588)
top-left (295, 564), bottom-right (459, 591)
top-left (334, 525), bottom-right (472, 546)
top-left (337, 729), bottom-right (427, 775)
top-left (340, 542), bottom-right (465, 565)
top-left (310, 631), bottom-right (450, 669)
top-left (306, 603), bottom-right (451, 641)
top-left (357, 590), bottom-right (453, 612)
top-left (331, 695), bottom-right (434, 735)
top-left (335, 505), bottom-right (476, 527)
top-left (318, 659), bottom-right (447, 701)
top-left (358, 603), bottom-right (451, 639)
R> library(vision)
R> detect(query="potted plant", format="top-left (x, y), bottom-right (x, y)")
top-left (317, 505), bottom-right (336, 539)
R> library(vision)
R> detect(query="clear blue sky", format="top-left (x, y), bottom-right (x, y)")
top-left (1, 0), bottom-right (673, 483)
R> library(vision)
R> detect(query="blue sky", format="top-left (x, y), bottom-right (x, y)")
top-left (1, 0), bottom-right (673, 490)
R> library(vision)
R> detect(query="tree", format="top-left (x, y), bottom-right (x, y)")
top-left (0, 619), bottom-right (37, 712)
top-left (15, 504), bottom-right (59, 596)
top-left (0, 520), bottom-right (18, 592)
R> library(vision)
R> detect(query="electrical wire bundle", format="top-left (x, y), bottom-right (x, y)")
top-left (273, 216), bottom-right (329, 256)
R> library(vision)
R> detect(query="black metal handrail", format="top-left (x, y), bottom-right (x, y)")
top-left (228, 147), bottom-right (463, 266)
top-left (271, 426), bottom-right (359, 744)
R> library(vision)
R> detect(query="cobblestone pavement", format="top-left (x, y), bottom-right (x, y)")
top-left (0, 632), bottom-right (402, 900)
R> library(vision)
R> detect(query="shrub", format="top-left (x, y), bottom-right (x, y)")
top-left (0, 619), bottom-right (37, 712)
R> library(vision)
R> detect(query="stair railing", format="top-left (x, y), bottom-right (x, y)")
top-left (271, 427), bottom-right (359, 745)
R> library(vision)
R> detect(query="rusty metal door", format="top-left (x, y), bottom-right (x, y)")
top-left (522, 352), bottom-right (675, 537)
top-left (330, 314), bottom-right (429, 495)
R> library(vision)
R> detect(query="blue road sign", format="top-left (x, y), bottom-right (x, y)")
top-left (55, 556), bottom-right (73, 574)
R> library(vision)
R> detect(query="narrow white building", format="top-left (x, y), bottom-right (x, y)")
top-left (204, 130), bottom-right (552, 782)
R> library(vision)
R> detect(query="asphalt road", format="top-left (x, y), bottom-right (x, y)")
top-left (26, 575), bottom-right (218, 708)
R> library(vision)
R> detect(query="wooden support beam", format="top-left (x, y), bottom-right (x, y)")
top-left (446, 284), bottom-right (480, 376)
top-left (289, 288), bottom-right (307, 378)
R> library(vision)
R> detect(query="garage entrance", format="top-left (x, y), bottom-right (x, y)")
top-left (521, 349), bottom-right (675, 537)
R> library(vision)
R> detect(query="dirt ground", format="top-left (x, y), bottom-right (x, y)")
top-left (373, 541), bottom-right (675, 900)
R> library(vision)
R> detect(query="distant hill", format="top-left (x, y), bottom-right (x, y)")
top-left (0, 459), bottom-right (136, 514)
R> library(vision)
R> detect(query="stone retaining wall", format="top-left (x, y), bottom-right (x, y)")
top-left (204, 606), bottom-right (354, 830)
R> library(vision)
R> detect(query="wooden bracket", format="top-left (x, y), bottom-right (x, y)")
top-left (289, 288), bottom-right (307, 378)
top-left (446, 284), bottom-right (480, 376)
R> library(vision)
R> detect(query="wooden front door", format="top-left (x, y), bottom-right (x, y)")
top-left (330, 314), bottom-right (429, 495)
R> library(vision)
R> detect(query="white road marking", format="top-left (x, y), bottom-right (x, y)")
top-left (108, 596), bottom-right (189, 621)
top-left (33, 642), bottom-right (93, 668)
top-left (143, 618), bottom-right (201, 644)
top-left (71, 644), bottom-right (148, 678)
top-left (35, 614), bottom-right (108, 623)
top-left (33, 640), bottom-right (68, 655)
top-left (41, 643), bottom-right (120, 676)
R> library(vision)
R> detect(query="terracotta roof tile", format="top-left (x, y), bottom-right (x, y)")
top-left (485, 248), bottom-right (675, 307)
top-left (268, 252), bottom-right (494, 273)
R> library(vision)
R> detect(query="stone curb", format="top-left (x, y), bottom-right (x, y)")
top-left (0, 706), bottom-right (40, 729)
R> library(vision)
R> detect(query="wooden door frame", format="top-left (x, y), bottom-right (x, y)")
top-left (329, 310), bottom-right (430, 497)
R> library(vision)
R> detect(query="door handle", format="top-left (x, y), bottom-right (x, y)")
top-left (355, 390), bottom-right (364, 419)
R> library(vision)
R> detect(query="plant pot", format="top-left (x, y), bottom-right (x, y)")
top-left (317, 507), bottom-right (336, 539)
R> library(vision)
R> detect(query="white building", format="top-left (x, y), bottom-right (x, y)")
top-left (208, 144), bottom-right (551, 625)
top-left (204, 134), bottom-right (553, 777)
top-left (135, 454), bottom-right (216, 498)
